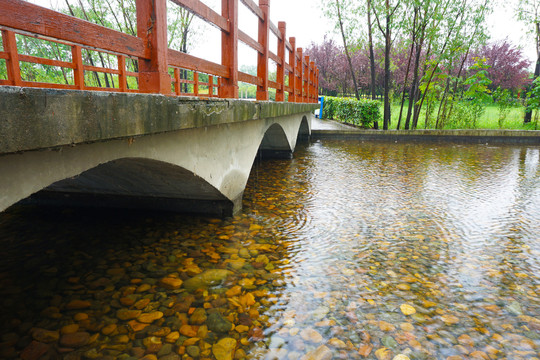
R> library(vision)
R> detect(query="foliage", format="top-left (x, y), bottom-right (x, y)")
top-left (473, 40), bottom-right (531, 92)
top-left (322, 96), bottom-right (382, 128)
top-left (525, 77), bottom-right (540, 128)
top-left (492, 87), bottom-right (516, 128)
top-left (462, 57), bottom-right (493, 127)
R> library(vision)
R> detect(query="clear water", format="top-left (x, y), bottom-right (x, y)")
top-left (0, 140), bottom-right (538, 360)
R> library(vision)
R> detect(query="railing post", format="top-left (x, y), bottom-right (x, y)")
top-left (2, 30), bottom-right (22, 86)
top-left (315, 68), bottom-right (322, 100)
top-left (310, 61), bottom-right (315, 102)
top-left (72, 45), bottom-right (84, 90)
top-left (276, 21), bottom-right (286, 102)
top-left (220, 0), bottom-right (238, 98)
top-left (257, 0), bottom-right (270, 101)
top-left (304, 55), bottom-right (309, 102)
top-left (296, 47), bottom-right (303, 102)
top-left (136, 0), bottom-right (170, 94)
top-left (296, 48), bottom-right (304, 102)
top-left (288, 37), bottom-right (296, 102)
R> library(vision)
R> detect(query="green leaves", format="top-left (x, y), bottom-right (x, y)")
top-left (322, 96), bottom-right (382, 128)
top-left (462, 57), bottom-right (493, 127)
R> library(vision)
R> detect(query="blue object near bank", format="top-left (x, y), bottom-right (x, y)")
top-left (317, 96), bottom-right (324, 118)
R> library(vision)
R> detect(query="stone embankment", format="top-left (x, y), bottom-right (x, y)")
top-left (311, 119), bottom-right (540, 144)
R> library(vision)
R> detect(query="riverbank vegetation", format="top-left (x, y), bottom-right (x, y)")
top-left (311, 0), bottom-right (540, 130)
top-left (322, 96), bottom-right (382, 127)
top-left (322, 96), bottom-right (540, 130)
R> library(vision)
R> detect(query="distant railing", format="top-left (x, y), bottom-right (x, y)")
top-left (0, 0), bottom-right (319, 103)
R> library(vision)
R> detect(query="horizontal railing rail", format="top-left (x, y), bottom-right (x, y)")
top-left (0, 0), bottom-right (319, 103)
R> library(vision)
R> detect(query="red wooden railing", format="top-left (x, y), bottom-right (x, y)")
top-left (0, 0), bottom-right (319, 103)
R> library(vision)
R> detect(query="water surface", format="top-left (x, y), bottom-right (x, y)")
top-left (0, 140), bottom-right (539, 360)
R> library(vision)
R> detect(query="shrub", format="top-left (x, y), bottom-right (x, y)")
top-left (321, 96), bottom-right (381, 128)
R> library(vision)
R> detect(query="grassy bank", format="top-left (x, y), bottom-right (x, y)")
top-left (387, 103), bottom-right (539, 130)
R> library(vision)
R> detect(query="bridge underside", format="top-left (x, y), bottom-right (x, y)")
top-left (0, 87), bottom-right (316, 217)
top-left (27, 158), bottom-right (239, 217)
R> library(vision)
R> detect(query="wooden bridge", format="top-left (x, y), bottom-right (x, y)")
top-left (0, 0), bottom-right (319, 216)
top-left (0, 0), bottom-right (319, 101)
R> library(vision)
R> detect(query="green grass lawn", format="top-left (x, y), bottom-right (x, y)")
top-left (383, 103), bottom-right (540, 130)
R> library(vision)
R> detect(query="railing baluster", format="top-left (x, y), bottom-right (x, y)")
top-left (276, 21), bottom-right (285, 102)
top-left (288, 37), bottom-right (296, 102)
top-left (174, 68), bottom-right (181, 95)
top-left (209, 75), bottom-right (214, 97)
top-left (2, 30), bottom-right (22, 86)
top-left (256, 0), bottom-right (269, 101)
top-left (194, 72), bottom-right (199, 96)
top-left (118, 55), bottom-right (127, 92)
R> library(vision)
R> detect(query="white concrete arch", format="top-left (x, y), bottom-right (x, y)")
top-left (1, 113), bottom-right (313, 216)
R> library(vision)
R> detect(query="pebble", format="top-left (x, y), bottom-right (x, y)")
top-left (400, 304), bottom-right (416, 315)
top-left (60, 324), bottom-right (80, 335)
top-left (66, 300), bottom-right (92, 310)
top-left (207, 312), bottom-right (233, 333)
top-left (179, 324), bottom-right (198, 337)
top-left (300, 328), bottom-right (323, 343)
top-left (31, 328), bottom-right (59, 343)
top-left (101, 324), bottom-right (117, 336)
top-left (157, 343), bottom-right (173, 357)
top-left (59, 332), bottom-right (91, 348)
top-left (117, 309), bottom-right (142, 320)
top-left (159, 277), bottom-right (183, 290)
top-left (190, 308), bottom-right (207, 324)
top-left (138, 311), bottom-right (164, 324)
top-left (392, 355), bottom-right (410, 360)
top-left (302, 344), bottom-right (333, 360)
top-left (142, 337), bottom-right (162, 353)
top-left (20, 341), bottom-right (50, 360)
top-left (212, 337), bottom-right (237, 360)
top-left (186, 345), bottom-right (200, 357)
top-left (183, 269), bottom-right (233, 290)
top-left (328, 338), bottom-right (347, 349)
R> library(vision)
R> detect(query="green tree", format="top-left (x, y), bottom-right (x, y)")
top-left (462, 57), bottom-right (492, 127)
top-left (493, 87), bottom-right (515, 128)
top-left (525, 76), bottom-right (540, 128)
top-left (515, 0), bottom-right (540, 123)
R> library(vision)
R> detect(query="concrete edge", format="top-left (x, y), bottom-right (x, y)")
top-left (311, 129), bottom-right (540, 144)
top-left (0, 86), bottom-right (318, 155)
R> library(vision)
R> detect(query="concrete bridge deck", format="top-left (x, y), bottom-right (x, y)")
top-left (0, 86), bottom-right (317, 216)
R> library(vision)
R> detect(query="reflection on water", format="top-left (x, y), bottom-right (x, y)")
top-left (0, 141), bottom-right (539, 360)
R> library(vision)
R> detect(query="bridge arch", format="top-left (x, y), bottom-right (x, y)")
top-left (1, 105), bottom-right (313, 217)
top-left (34, 157), bottom-right (233, 216)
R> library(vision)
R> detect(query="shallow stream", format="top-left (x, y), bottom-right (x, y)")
top-left (0, 140), bottom-right (539, 360)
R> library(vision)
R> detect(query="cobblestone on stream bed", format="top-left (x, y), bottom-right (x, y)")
top-left (0, 141), bottom-right (539, 360)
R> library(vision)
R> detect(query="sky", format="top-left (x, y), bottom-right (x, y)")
top-left (27, 0), bottom-right (537, 68)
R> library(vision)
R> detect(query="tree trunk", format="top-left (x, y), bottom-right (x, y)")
top-left (336, 0), bottom-right (360, 100)
top-left (382, 0), bottom-right (391, 130)
top-left (405, 42), bottom-right (422, 129)
top-left (524, 55), bottom-right (540, 123)
top-left (397, 8), bottom-right (417, 130)
top-left (367, 0), bottom-right (378, 128)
